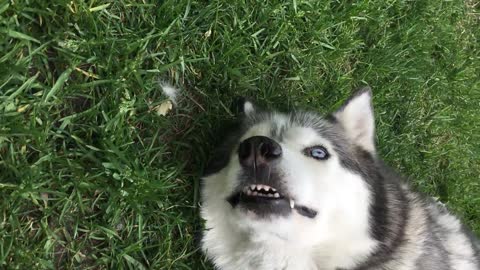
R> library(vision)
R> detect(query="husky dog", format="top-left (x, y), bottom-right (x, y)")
top-left (200, 87), bottom-right (480, 270)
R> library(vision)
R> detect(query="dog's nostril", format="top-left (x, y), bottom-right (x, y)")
top-left (269, 143), bottom-right (282, 158)
top-left (260, 141), bottom-right (281, 158)
top-left (238, 140), bottom-right (251, 160)
top-left (238, 136), bottom-right (282, 167)
top-left (259, 143), bottom-right (268, 156)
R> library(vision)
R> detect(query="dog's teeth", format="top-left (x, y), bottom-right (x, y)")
top-left (267, 194), bottom-right (273, 197)
top-left (252, 191), bottom-right (258, 196)
top-left (246, 190), bottom-right (252, 195)
top-left (264, 186), bottom-right (271, 191)
top-left (290, 199), bottom-right (295, 209)
top-left (274, 193), bottom-right (280, 198)
top-left (250, 185), bottom-right (256, 190)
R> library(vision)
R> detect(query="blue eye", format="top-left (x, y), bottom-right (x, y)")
top-left (306, 146), bottom-right (329, 160)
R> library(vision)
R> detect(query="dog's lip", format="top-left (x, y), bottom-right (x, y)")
top-left (227, 186), bottom-right (318, 219)
top-left (226, 186), bottom-right (288, 208)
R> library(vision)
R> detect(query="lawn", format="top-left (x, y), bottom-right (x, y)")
top-left (1, 0), bottom-right (479, 269)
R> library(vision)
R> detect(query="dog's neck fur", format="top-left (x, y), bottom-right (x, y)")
top-left (203, 218), bottom-right (379, 270)
top-left (204, 221), bottom-right (383, 270)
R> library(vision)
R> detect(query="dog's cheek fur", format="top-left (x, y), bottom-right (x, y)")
top-left (201, 170), bottom-right (242, 266)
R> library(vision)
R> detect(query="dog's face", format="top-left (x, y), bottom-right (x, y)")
top-left (202, 88), bottom-right (379, 257)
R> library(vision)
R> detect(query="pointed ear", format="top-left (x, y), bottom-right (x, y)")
top-left (234, 97), bottom-right (257, 117)
top-left (333, 87), bottom-right (375, 152)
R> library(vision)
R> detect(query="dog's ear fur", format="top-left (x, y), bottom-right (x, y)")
top-left (333, 86), bottom-right (375, 152)
top-left (234, 97), bottom-right (257, 117)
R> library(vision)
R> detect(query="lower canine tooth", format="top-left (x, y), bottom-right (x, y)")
top-left (274, 193), bottom-right (280, 198)
top-left (290, 199), bottom-right (295, 209)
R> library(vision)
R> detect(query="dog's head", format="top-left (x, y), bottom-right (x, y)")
top-left (201, 87), bottom-right (380, 256)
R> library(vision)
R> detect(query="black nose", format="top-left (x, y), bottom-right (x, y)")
top-left (238, 136), bottom-right (282, 167)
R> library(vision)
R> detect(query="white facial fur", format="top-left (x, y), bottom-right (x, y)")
top-left (201, 91), bottom-right (379, 270)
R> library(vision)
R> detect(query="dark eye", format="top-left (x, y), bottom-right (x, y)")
top-left (305, 146), bottom-right (329, 160)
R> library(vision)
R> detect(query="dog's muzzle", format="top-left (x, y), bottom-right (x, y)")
top-left (227, 136), bottom-right (317, 219)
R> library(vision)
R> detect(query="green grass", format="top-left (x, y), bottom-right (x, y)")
top-left (1, 0), bottom-right (479, 268)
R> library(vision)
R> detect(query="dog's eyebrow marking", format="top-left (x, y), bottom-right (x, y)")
top-left (268, 114), bottom-right (289, 142)
top-left (270, 121), bottom-right (287, 141)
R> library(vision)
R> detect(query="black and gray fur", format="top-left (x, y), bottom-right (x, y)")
top-left (201, 87), bottom-right (480, 270)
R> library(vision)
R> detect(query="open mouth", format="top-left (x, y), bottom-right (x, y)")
top-left (227, 184), bottom-right (318, 219)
